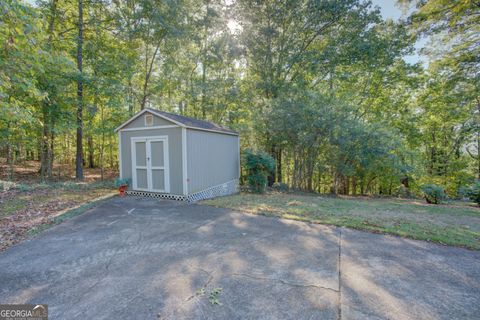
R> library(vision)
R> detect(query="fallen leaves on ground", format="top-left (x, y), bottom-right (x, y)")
top-left (0, 188), bottom-right (112, 251)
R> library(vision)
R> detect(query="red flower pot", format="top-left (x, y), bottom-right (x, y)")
top-left (119, 185), bottom-right (127, 197)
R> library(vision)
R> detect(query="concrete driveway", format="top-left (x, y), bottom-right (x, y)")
top-left (0, 197), bottom-right (479, 319)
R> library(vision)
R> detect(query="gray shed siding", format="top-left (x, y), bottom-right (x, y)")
top-left (120, 127), bottom-right (184, 195)
top-left (186, 129), bottom-right (239, 194)
top-left (126, 113), bottom-right (174, 128)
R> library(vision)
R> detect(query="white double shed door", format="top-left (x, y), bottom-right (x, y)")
top-left (131, 136), bottom-right (170, 193)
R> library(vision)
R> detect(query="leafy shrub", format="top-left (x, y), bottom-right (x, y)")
top-left (272, 182), bottom-right (289, 192)
top-left (421, 184), bottom-right (446, 204)
top-left (114, 177), bottom-right (130, 187)
top-left (457, 185), bottom-right (470, 199)
top-left (243, 150), bottom-right (275, 193)
top-left (466, 181), bottom-right (480, 206)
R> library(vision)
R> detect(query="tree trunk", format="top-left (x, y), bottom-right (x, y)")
top-left (6, 128), bottom-right (14, 180)
top-left (39, 0), bottom-right (58, 181)
top-left (8, 148), bottom-right (15, 180)
top-left (477, 131), bottom-right (480, 180)
top-left (47, 126), bottom-right (54, 179)
top-left (76, 0), bottom-right (84, 180)
top-left (109, 135), bottom-right (114, 169)
top-left (366, 177), bottom-right (376, 194)
top-left (477, 100), bottom-right (480, 179)
top-left (267, 142), bottom-right (277, 186)
top-left (306, 152), bottom-right (315, 192)
top-left (87, 135), bottom-right (94, 168)
top-left (293, 152), bottom-right (299, 189)
top-left (200, 0), bottom-right (210, 119)
top-left (201, 63), bottom-right (207, 119)
top-left (351, 176), bottom-right (357, 196)
top-left (40, 120), bottom-right (48, 181)
top-left (277, 148), bottom-right (282, 183)
top-left (128, 78), bottom-right (134, 115)
top-left (332, 171), bottom-right (338, 195)
top-left (100, 106), bottom-right (105, 180)
top-left (140, 44), bottom-right (160, 110)
top-left (429, 130), bottom-right (436, 175)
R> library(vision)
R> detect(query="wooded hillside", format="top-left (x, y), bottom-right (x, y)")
top-left (1, 0), bottom-right (479, 197)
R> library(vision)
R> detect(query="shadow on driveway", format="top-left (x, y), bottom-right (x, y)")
top-left (0, 197), bottom-right (479, 319)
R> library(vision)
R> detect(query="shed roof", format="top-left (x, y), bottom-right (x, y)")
top-left (115, 108), bottom-right (238, 136)
top-left (147, 108), bottom-right (238, 135)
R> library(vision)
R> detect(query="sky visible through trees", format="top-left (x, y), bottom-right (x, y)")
top-left (0, 0), bottom-right (478, 197)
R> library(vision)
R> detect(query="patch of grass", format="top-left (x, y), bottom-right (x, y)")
top-left (203, 192), bottom-right (480, 250)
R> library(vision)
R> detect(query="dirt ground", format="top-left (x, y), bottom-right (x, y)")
top-left (0, 158), bottom-right (117, 183)
top-left (0, 158), bottom-right (117, 251)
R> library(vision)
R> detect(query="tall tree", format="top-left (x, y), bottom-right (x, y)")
top-left (76, 0), bottom-right (84, 180)
top-left (238, 0), bottom-right (394, 184)
top-left (403, 0), bottom-right (480, 183)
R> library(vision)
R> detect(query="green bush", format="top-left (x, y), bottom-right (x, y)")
top-left (243, 150), bottom-right (275, 193)
top-left (421, 184), bottom-right (446, 204)
top-left (272, 182), bottom-right (289, 192)
top-left (457, 185), bottom-right (470, 199)
top-left (466, 181), bottom-right (480, 206)
top-left (114, 177), bottom-right (130, 187)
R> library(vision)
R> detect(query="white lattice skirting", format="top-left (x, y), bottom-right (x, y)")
top-left (125, 179), bottom-right (239, 202)
top-left (186, 179), bottom-right (239, 202)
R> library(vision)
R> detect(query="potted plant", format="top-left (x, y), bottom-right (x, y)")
top-left (115, 178), bottom-right (129, 197)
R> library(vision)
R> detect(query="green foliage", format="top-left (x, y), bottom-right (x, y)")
top-left (114, 177), bottom-right (129, 187)
top-left (421, 184), bottom-right (446, 204)
top-left (195, 288), bottom-right (206, 297)
top-left (208, 288), bottom-right (222, 305)
top-left (465, 181), bottom-right (480, 206)
top-left (243, 150), bottom-right (275, 193)
top-left (0, 0), bottom-right (477, 200)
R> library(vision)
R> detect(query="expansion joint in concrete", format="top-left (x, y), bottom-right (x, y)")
top-left (337, 228), bottom-right (342, 320)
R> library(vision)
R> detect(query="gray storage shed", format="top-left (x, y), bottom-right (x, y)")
top-left (115, 108), bottom-right (239, 201)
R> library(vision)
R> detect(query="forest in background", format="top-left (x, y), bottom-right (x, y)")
top-left (0, 0), bottom-right (479, 197)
